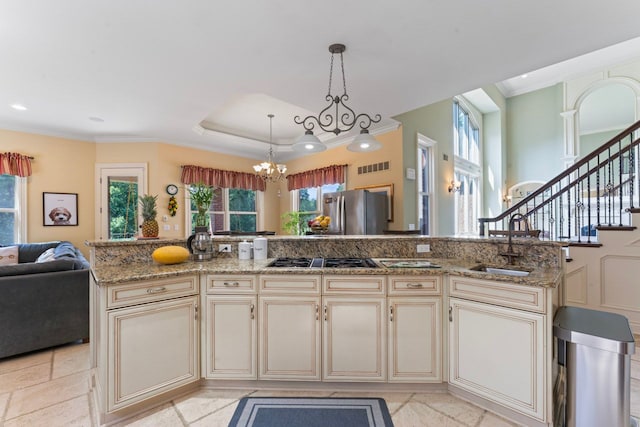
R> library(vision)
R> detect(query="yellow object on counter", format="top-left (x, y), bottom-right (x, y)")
top-left (152, 246), bottom-right (190, 265)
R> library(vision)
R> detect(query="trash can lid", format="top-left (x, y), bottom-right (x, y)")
top-left (553, 306), bottom-right (636, 355)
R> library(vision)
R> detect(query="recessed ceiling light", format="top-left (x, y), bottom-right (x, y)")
top-left (521, 74), bottom-right (529, 79)
top-left (89, 116), bottom-right (104, 122)
top-left (11, 104), bottom-right (27, 111)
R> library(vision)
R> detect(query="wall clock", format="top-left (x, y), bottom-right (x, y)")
top-left (166, 184), bottom-right (178, 195)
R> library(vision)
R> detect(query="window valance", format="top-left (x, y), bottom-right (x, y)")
top-left (286, 164), bottom-right (347, 191)
top-left (181, 165), bottom-right (266, 192)
top-left (0, 152), bottom-right (33, 177)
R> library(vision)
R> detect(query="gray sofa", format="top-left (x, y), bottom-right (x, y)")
top-left (0, 241), bottom-right (90, 359)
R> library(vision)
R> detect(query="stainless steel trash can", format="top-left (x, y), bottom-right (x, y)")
top-left (553, 306), bottom-right (636, 427)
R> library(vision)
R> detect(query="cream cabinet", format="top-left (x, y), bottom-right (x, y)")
top-left (387, 275), bottom-right (442, 383)
top-left (258, 275), bottom-right (322, 381)
top-left (203, 275), bottom-right (257, 380)
top-left (448, 277), bottom-right (549, 422)
top-left (322, 275), bottom-right (387, 382)
top-left (102, 275), bottom-right (200, 413)
top-left (388, 296), bottom-right (442, 382)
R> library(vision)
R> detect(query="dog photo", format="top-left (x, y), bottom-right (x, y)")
top-left (49, 206), bottom-right (72, 225)
top-left (43, 192), bottom-right (78, 226)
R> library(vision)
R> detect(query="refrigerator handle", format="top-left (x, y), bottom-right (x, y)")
top-left (339, 195), bottom-right (345, 233)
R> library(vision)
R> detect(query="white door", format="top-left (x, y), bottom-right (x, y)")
top-left (388, 296), bottom-right (441, 382)
top-left (107, 295), bottom-right (199, 411)
top-left (96, 163), bottom-right (147, 240)
top-left (204, 295), bottom-right (256, 379)
top-left (258, 295), bottom-right (321, 380)
top-left (449, 297), bottom-right (545, 421)
top-left (323, 296), bottom-right (387, 382)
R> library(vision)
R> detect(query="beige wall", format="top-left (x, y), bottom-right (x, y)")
top-left (0, 129), bottom-right (96, 255)
top-left (95, 142), bottom-right (283, 235)
top-left (5, 126), bottom-right (403, 248)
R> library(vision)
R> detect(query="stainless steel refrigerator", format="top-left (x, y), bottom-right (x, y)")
top-left (322, 189), bottom-right (388, 235)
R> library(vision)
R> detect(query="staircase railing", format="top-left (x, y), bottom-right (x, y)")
top-left (479, 120), bottom-right (640, 243)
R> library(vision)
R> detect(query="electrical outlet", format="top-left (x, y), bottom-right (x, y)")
top-left (174, 224), bottom-right (179, 231)
top-left (417, 244), bottom-right (430, 253)
top-left (218, 244), bottom-right (232, 253)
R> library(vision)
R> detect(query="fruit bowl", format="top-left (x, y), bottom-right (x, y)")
top-left (308, 215), bottom-right (331, 234)
top-left (310, 225), bottom-right (329, 234)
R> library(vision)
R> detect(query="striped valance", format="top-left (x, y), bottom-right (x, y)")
top-left (181, 165), bottom-right (266, 192)
top-left (0, 152), bottom-right (33, 177)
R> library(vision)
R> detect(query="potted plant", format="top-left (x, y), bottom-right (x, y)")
top-left (188, 183), bottom-right (214, 232)
top-left (281, 211), bottom-right (307, 236)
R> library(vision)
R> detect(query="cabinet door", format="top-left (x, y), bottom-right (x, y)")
top-left (203, 295), bottom-right (256, 379)
top-left (107, 295), bottom-right (199, 411)
top-left (449, 297), bottom-right (545, 421)
top-left (388, 297), bottom-right (441, 383)
top-left (259, 296), bottom-right (321, 380)
top-left (323, 296), bottom-right (387, 382)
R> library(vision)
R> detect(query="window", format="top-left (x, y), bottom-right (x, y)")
top-left (188, 187), bottom-right (260, 233)
top-left (418, 135), bottom-right (436, 235)
top-left (453, 100), bottom-right (481, 235)
top-left (0, 175), bottom-right (26, 244)
top-left (294, 183), bottom-right (344, 226)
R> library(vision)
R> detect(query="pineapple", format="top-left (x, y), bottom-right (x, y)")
top-left (139, 194), bottom-right (159, 237)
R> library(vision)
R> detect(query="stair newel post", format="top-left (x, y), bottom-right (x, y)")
top-left (596, 152), bottom-right (601, 227)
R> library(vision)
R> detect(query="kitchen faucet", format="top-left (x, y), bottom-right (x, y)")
top-left (500, 213), bottom-right (530, 264)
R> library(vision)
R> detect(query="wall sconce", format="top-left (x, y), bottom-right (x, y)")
top-left (503, 194), bottom-right (512, 204)
top-left (448, 180), bottom-right (461, 193)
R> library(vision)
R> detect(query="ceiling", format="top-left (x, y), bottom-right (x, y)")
top-left (2, 1), bottom-right (640, 162)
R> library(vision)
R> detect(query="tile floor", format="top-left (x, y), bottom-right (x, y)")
top-left (0, 341), bottom-right (638, 427)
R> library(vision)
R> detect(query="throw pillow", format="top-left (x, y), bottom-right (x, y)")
top-left (36, 248), bottom-right (56, 263)
top-left (0, 246), bottom-right (18, 266)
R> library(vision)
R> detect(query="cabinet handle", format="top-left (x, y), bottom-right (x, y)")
top-left (324, 305), bottom-right (327, 321)
top-left (390, 306), bottom-right (394, 322)
top-left (406, 283), bottom-right (423, 288)
top-left (250, 303), bottom-right (255, 320)
top-left (146, 286), bottom-right (167, 294)
top-left (315, 304), bottom-right (319, 320)
top-left (195, 303), bottom-right (198, 320)
top-left (449, 306), bottom-right (453, 322)
top-left (223, 281), bottom-right (240, 287)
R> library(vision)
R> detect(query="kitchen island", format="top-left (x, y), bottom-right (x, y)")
top-left (87, 235), bottom-right (564, 426)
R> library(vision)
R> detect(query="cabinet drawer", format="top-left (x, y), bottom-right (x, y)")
top-left (259, 274), bottom-right (321, 294)
top-left (323, 275), bottom-right (386, 295)
top-left (107, 275), bottom-right (198, 309)
top-left (449, 276), bottom-right (546, 313)
top-left (206, 275), bottom-right (256, 294)
top-left (388, 275), bottom-right (441, 295)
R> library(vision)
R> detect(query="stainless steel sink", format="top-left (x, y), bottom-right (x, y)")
top-left (470, 265), bottom-right (531, 277)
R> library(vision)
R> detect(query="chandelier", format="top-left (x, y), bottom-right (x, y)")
top-left (253, 114), bottom-right (287, 182)
top-left (293, 43), bottom-right (383, 153)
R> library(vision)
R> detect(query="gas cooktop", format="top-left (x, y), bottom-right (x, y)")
top-left (267, 257), bottom-right (379, 268)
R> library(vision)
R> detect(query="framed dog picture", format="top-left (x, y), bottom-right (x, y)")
top-left (43, 192), bottom-right (78, 226)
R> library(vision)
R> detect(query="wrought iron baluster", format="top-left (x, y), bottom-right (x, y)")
top-left (619, 138), bottom-right (624, 226)
top-left (587, 165), bottom-right (592, 243)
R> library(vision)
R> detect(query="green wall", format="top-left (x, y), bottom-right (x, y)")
top-left (579, 129), bottom-right (623, 159)
top-left (394, 98), bottom-right (455, 236)
top-left (506, 84), bottom-right (564, 187)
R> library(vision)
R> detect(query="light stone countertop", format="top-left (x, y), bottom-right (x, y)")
top-left (90, 256), bottom-right (562, 288)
